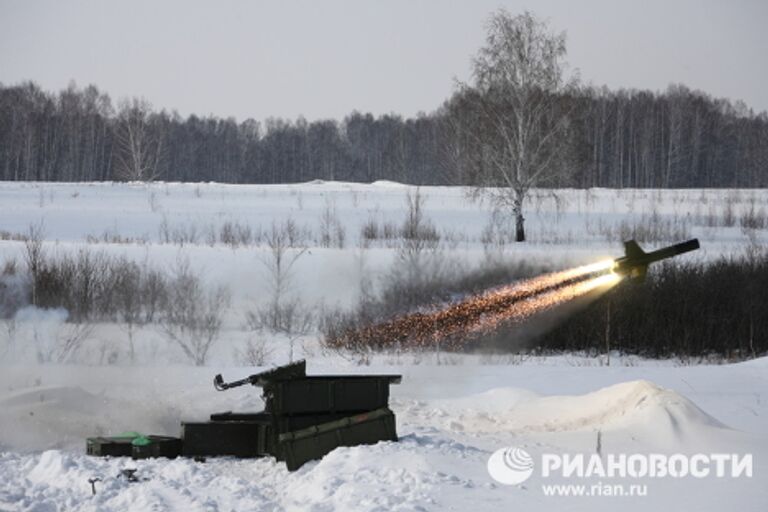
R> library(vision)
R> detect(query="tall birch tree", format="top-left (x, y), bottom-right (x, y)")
top-left (449, 10), bottom-right (577, 241)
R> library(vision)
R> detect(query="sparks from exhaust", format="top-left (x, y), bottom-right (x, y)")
top-left (329, 259), bottom-right (622, 351)
top-left (463, 271), bottom-right (622, 337)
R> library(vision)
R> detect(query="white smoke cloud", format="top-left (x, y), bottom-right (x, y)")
top-left (2, 306), bottom-right (70, 364)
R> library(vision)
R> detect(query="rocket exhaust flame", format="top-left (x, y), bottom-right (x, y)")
top-left (326, 239), bottom-right (697, 351)
top-left (462, 272), bottom-right (621, 337)
top-left (329, 260), bottom-right (622, 351)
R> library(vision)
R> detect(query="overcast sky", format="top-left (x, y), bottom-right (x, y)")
top-left (1, 0), bottom-right (766, 121)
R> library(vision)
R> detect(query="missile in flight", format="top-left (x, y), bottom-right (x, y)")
top-left (612, 238), bottom-right (700, 280)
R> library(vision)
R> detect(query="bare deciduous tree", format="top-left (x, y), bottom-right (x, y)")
top-left (250, 221), bottom-right (308, 331)
top-left (31, 315), bottom-right (93, 364)
top-left (113, 258), bottom-right (143, 362)
top-left (247, 220), bottom-right (314, 362)
top-left (234, 335), bottom-right (274, 367)
top-left (161, 258), bottom-right (230, 365)
top-left (318, 198), bottom-right (345, 249)
top-left (55, 322), bottom-right (94, 363)
top-left (24, 222), bottom-right (45, 306)
top-left (114, 98), bottom-right (164, 182)
top-left (447, 10), bottom-right (577, 241)
top-left (399, 188), bottom-right (440, 263)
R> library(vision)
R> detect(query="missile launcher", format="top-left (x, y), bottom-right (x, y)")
top-left (87, 360), bottom-right (400, 471)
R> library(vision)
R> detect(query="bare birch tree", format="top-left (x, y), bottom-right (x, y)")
top-left (447, 10), bottom-right (577, 241)
top-left (114, 98), bottom-right (164, 182)
top-left (246, 220), bottom-right (313, 362)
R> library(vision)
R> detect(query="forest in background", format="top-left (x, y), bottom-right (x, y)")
top-left (1, 80), bottom-right (767, 188)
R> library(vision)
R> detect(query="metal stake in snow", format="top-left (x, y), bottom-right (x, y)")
top-left (88, 477), bottom-right (100, 495)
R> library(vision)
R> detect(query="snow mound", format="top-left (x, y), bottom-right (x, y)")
top-left (402, 380), bottom-right (726, 445)
top-left (282, 442), bottom-right (438, 510)
top-left (26, 450), bottom-right (85, 487)
top-left (370, 179), bottom-right (408, 187)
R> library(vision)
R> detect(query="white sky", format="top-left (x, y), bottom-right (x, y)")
top-left (1, 0), bottom-right (766, 121)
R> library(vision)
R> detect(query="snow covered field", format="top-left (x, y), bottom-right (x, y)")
top-left (0, 181), bottom-right (766, 511)
top-left (1, 359), bottom-right (766, 511)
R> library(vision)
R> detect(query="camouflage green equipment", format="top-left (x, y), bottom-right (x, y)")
top-left (181, 420), bottom-right (270, 458)
top-left (279, 407), bottom-right (397, 471)
top-left (130, 435), bottom-right (182, 459)
top-left (208, 361), bottom-right (401, 468)
top-left (86, 436), bottom-right (136, 457)
top-left (208, 410), bottom-right (362, 459)
top-left (213, 359), bottom-right (307, 390)
top-left (263, 376), bottom-right (399, 414)
top-left (87, 360), bottom-right (401, 470)
top-left (213, 361), bottom-right (400, 416)
top-left (86, 433), bottom-right (182, 459)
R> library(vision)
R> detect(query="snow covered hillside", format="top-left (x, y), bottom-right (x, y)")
top-left (0, 181), bottom-right (766, 511)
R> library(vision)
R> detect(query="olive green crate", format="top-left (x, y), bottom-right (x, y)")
top-left (181, 420), bottom-right (270, 458)
top-left (131, 436), bottom-right (182, 459)
top-left (86, 436), bottom-right (135, 457)
top-left (264, 376), bottom-right (399, 415)
top-left (278, 407), bottom-right (397, 471)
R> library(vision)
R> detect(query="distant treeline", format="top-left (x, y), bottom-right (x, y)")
top-left (1, 81), bottom-right (766, 187)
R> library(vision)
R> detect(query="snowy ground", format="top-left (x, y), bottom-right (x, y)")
top-left (0, 358), bottom-right (766, 511)
top-left (0, 181), bottom-right (766, 510)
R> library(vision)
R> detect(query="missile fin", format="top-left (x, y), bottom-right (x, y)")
top-left (623, 240), bottom-right (646, 259)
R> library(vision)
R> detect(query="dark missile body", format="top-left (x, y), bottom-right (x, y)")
top-left (613, 238), bottom-right (700, 279)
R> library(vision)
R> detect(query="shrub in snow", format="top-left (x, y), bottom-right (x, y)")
top-left (160, 258), bottom-right (230, 366)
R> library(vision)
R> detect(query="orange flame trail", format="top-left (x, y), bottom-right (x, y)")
top-left (329, 260), bottom-right (621, 351)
